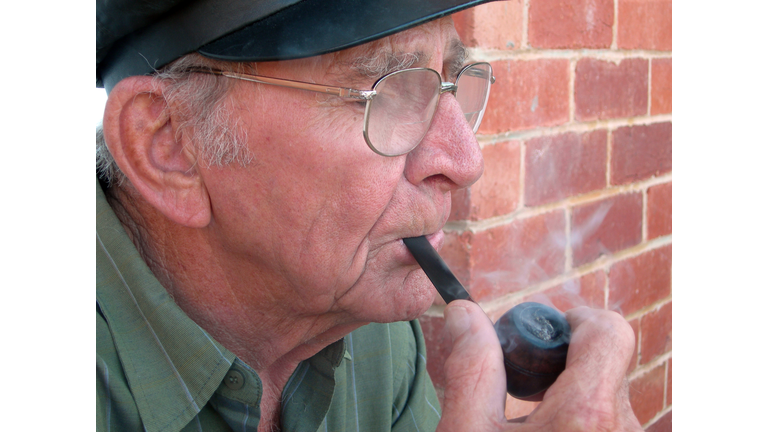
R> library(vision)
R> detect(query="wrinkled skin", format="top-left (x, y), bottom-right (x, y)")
top-left (438, 302), bottom-right (643, 432)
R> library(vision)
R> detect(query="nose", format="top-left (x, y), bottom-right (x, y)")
top-left (403, 94), bottom-right (484, 191)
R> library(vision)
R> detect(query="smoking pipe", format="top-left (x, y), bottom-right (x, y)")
top-left (403, 236), bottom-right (570, 401)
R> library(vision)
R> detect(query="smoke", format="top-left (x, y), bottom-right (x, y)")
top-left (474, 200), bottom-right (614, 310)
top-left (570, 201), bottom-right (613, 256)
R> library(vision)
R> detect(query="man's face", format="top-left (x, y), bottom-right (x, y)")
top-left (198, 17), bottom-right (483, 326)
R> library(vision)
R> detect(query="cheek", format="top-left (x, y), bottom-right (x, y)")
top-left (300, 159), bottom-right (405, 266)
top-left (292, 106), bottom-right (404, 242)
top-left (241, 103), bottom-right (406, 281)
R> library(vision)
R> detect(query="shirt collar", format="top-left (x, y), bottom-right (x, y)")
top-left (96, 179), bottom-right (237, 432)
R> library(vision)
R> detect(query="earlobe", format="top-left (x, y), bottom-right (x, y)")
top-left (102, 76), bottom-right (212, 228)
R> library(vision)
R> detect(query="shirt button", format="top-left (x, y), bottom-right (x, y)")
top-left (225, 370), bottom-right (245, 390)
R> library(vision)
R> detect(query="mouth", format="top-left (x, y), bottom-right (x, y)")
top-left (399, 230), bottom-right (445, 264)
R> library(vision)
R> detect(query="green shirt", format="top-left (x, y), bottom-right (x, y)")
top-left (96, 180), bottom-right (442, 432)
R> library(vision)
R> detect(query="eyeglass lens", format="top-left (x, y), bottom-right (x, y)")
top-left (365, 69), bottom-right (441, 157)
top-left (456, 63), bottom-right (492, 133)
top-left (364, 63), bottom-right (492, 156)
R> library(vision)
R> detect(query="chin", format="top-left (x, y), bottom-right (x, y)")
top-left (379, 270), bottom-right (437, 323)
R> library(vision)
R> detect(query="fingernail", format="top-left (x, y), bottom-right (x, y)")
top-left (445, 304), bottom-right (470, 344)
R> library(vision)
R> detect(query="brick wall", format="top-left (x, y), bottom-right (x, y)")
top-left (420, 0), bottom-right (672, 429)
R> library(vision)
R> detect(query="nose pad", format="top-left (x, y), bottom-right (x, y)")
top-left (440, 82), bottom-right (459, 96)
top-left (404, 93), bottom-right (484, 191)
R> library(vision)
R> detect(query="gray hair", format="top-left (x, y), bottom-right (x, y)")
top-left (96, 54), bottom-right (254, 187)
top-left (350, 51), bottom-right (421, 79)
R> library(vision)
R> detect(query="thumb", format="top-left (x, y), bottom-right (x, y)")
top-left (437, 301), bottom-right (508, 432)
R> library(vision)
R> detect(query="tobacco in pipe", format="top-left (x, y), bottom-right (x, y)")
top-left (403, 235), bottom-right (570, 401)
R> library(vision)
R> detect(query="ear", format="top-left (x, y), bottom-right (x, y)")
top-left (102, 76), bottom-right (211, 228)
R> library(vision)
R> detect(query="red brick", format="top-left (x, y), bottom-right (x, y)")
top-left (453, 0), bottom-right (524, 50)
top-left (451, 140), bottom-right (521, 221)
top-left (640, 301), bottom-right (671, 363)
top-left (608, 245), bottom-right (672, 316)
top-left (524, 130), bottom-right (607, 206)
top-left (667, 357), bottom-right (671, 405)
top-left (628, 363), bottom-right (665, 425)
top-left (618, 0), bottom-right (672, 51)
top-left (651, 58), bottom-right (672, 114)
top-left (528, 0), bottom-right (613, 48)
top-left (646, 410), bottom-right (672, 432)
top-left (527, 270), bottom-right (606, 312)
top-left (417, 314), bottom-right (449, 396)
top-left (575, 58), bottom-right (649, 121)
top-left (627, 317), bottom-right (640, 373)
top-left (611, 122), bottom-right (672, 185)
top-left (469, 211), bottom-right (567, 301)
top-left (647, 182), bottom-right (672, 239)
top-left (571, 193), bottom-right (643, 267)
top-left (482, 59), bottom-right (570, 133)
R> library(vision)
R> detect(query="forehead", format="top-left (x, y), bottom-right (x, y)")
top-left (338, 17), bottom-right (460, 63)
top-left (262, 17), bottom-right (463, 84)
top-left (336, 17), bottom-right (463, 79)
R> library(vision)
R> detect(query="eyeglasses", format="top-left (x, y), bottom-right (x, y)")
top-left (189, 62), bottom-right (494, 157)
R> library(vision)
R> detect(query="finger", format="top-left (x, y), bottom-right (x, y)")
top-left (436, 300), bottom-right (508, 432)
top-left (523, 307), bottom-right (641, 431)
top-left (564, 307), bottom-right (635, 377)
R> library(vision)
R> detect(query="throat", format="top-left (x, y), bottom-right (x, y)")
top-left (257, 409), bottom-right (281, 432)
top-left (257, 383), bottom-right (283, 432)
top-left (258, 367), bottom-right (295, 432)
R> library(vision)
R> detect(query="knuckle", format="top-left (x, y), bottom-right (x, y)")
top-left (582, 309), bottom-right (636, 355)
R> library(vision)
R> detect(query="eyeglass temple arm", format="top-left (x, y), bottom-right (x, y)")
top-left (187, 68), bottom-right (376, 100)
top-left (463, 68), bottom-right (496, 84)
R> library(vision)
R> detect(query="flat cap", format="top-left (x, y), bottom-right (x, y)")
top-left (97, 0), bottom-right (497, 92)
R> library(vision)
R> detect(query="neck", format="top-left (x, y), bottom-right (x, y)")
top-left (106, 184), bottom-right (365, 392)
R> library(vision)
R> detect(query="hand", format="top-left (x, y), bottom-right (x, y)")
top-left (436, 301), bottom-right (643, 432)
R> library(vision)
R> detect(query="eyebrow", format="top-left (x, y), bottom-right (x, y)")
top-left (346, 38), bottom-right (469, 85)
top-left (350, 51), bottom-right (424, 81)
top-left (445, 39), bottom-right (469, 79)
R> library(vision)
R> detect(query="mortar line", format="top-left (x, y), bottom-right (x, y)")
top-left (466, 48), bottom-right (672, 62)
top-left (627, 351), bottom-right (671, 381)
top-left (479, 236), bottom-right (672, 315)
top-left (476, 114), bottom-right (673, 147)
top-left (643, 406), bottom-right (672, 430)
top-left (623, 294), bottom-right (672, 321)
top-left (444, 173), bottom-right (672, 233)
top-left (425, 272), bottom-right (672, 321)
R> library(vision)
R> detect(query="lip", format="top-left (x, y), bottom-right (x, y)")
top-left (399, 229), bottom-right (445, 264)
top-left (423, 230), bottom-right (445, 251)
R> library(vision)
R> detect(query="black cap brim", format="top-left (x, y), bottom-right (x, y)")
top-left (98, 0), bottom-right (496, 92)
top-left (199, 0), bottom-right (494, 62)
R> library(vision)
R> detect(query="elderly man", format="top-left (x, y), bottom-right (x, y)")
top-left (96, 0), bottom-right (642, 431)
